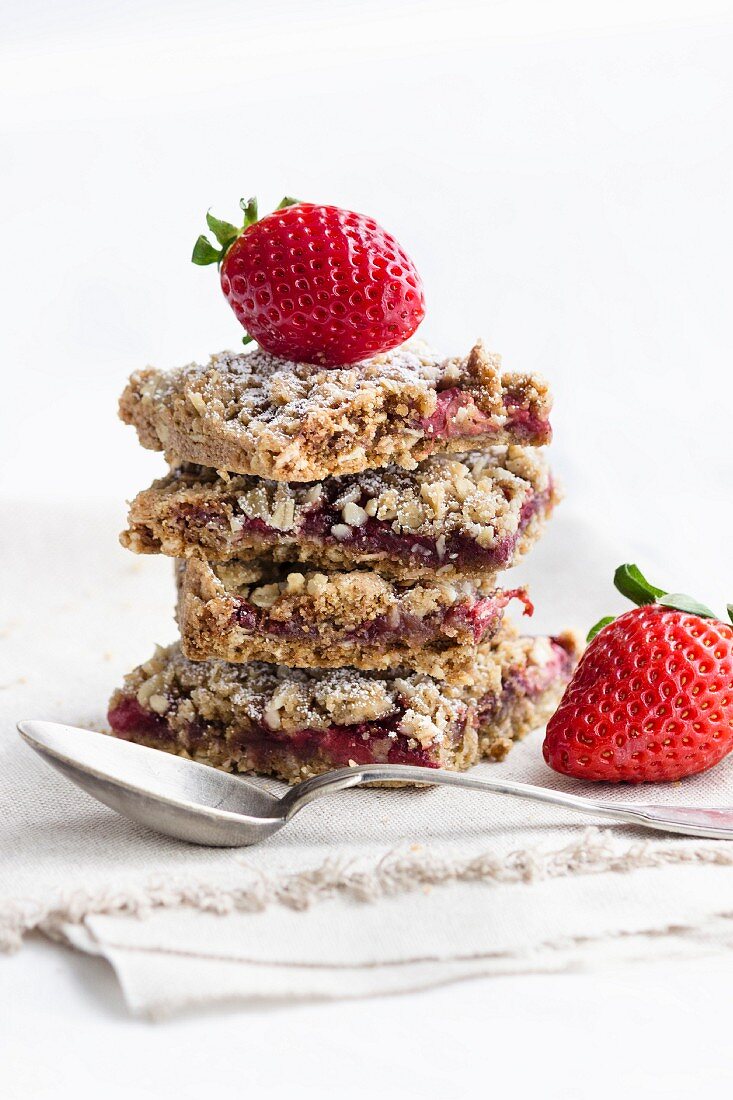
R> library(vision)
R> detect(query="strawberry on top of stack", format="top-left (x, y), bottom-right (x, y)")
top-left (196, 197), bottom-right (427, 367)
top-left (108, 196), bottom-right (578, 784)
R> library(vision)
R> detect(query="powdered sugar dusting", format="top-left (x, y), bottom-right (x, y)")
top-left (119, 340), bottom-right (552, 481)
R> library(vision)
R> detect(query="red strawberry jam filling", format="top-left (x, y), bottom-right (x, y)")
top-left (226, 719), bottom-right (444, 769)
top-left (419, 389), bottom-right (551, 445)
top-left (476, 636), bottom-right (577, 727)
top-left (106, 695), bottom-right (174, 741)
top-left (178, 484), bottom-right (552, 573)
top-left (230, 588), bottom-right (532, 647)
top-left (108, 697), bottom-right (447, 770)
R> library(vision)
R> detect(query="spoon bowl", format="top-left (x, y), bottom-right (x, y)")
top-left (18, 720), bottom-right (286, 846)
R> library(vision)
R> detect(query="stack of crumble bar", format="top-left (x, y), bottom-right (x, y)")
top-left (109, 340), bottom-right (577, 782)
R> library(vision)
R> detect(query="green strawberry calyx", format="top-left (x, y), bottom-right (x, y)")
top-left (191, 195), bottom-right (299, 343)
top-left (586, 563), bottom-right (730, 642)
top-left (191, 195), bottom-right (299, 268)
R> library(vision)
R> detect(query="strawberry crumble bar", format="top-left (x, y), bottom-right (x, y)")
top-left (176, 557), bottom-right (532, 682)
top-left (107, 626), bottom-right (579, 783)
top-left (122, 446), bottom-right (557, 581)
top-left (119, 341), bottom-right (552, 482)
top-left (107, 194), bottom-right (575, 791)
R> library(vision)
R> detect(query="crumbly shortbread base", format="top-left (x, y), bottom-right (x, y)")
top-left (121, 446), bottom-right (558, 581)
top-left (119, 341), bottom-right (552, 482)
top-left (176, 558), bottom-right (528, 682)
top-left (107, 626), bottom-right (579, 784)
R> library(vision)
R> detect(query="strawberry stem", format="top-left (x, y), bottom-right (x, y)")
top-left (613, 563), bottom-right (665, 606)
top-left (590, 563), bottom-right (726, 642)
top-left (205, 211), bottom-right (239, 248)
top-left (191, 194), bottom-right (301, 269)
top-left (587, 615), bottom-right (616, 642)
top-left (191, 235), bottom-right (223, 266)
top-left (657, 593), bottom-right (717, 619)
top-left (240, 197), bottom-right (258, 225)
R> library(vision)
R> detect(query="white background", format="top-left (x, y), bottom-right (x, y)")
top-left (3, 1), bottom-right (733, 1097)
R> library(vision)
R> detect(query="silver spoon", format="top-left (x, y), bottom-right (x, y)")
top-left (17, 719), bottom-right (733, 846)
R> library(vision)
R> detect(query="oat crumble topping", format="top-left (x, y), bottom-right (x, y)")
top-left (122, 446), bottom-right (559, 579)
top-left (175, 557), bottom-right (523, 681)
top-left (181, 557), bottom-right (495, 625)
top-left (119, 341), bottom-right (552, 481)
top-left (107, 627), bottom-right (580, 782)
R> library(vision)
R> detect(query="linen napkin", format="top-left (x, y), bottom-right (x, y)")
top-left (3, 501), bottom-right (733, 1017)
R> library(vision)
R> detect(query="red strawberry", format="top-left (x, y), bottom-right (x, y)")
top-left (543, 564), bottom-right (733, 782)
top-left (192, 197), bottom-right (425, 366)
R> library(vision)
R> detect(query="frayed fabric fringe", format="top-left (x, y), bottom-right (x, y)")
top-left (3, 827), bottom-right (733, 952)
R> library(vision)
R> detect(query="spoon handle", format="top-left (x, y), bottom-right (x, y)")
top-left (279, 763), bottom-right (733, 840)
